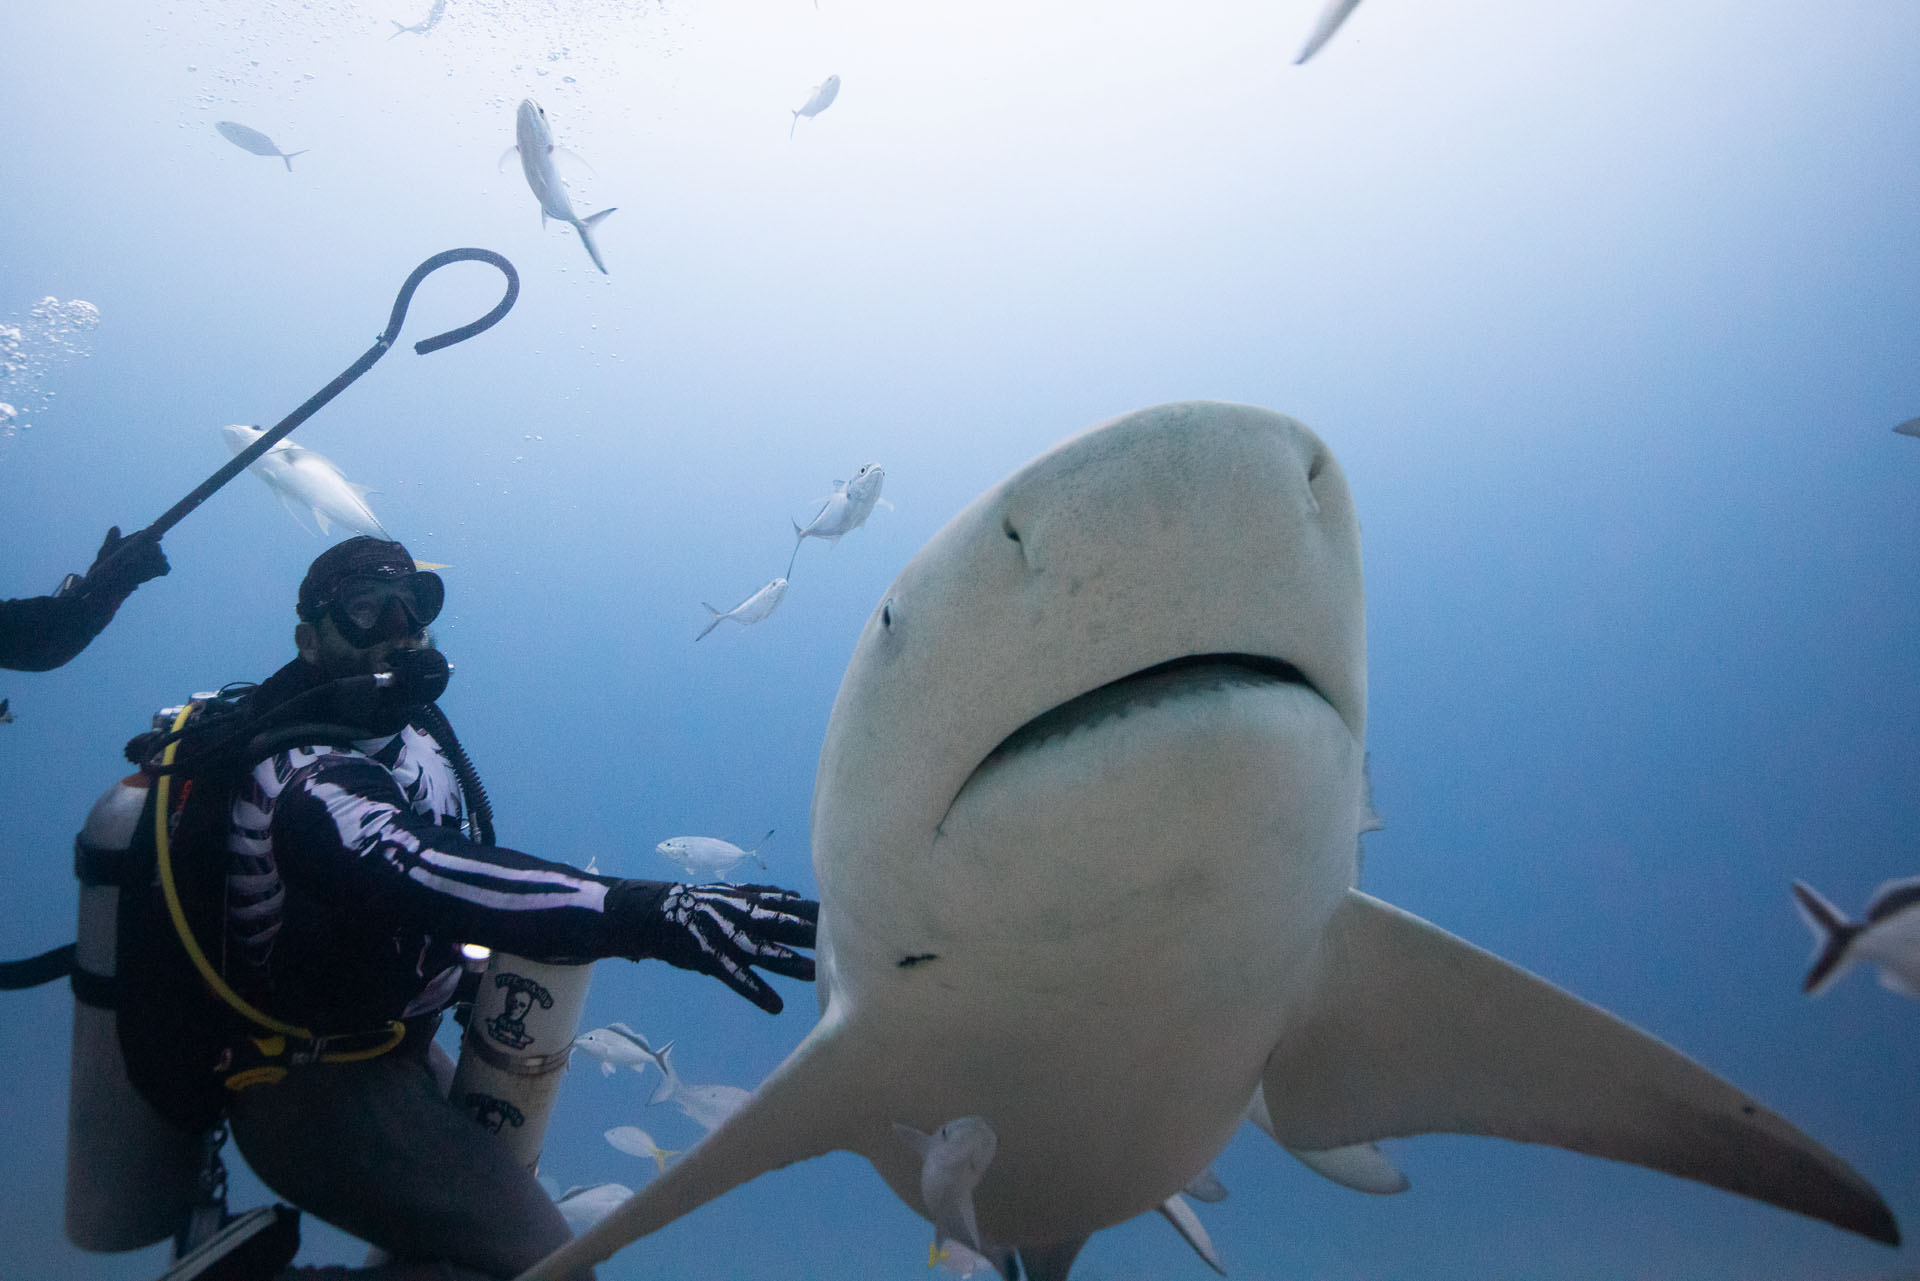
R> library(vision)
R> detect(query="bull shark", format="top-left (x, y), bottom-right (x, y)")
top-left (511, 99), bottom-right (616, 274)
top-left (222, 424), bottom-right (390, 540)
top-left (520, 401), bottom-right (1897, 1281)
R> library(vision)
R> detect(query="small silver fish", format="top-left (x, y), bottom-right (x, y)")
top-left (214, 121), bottom-right (307, 172)
top-left (552, 1183), bottom-right (632, 1233)
top-left (573, 1023), bottom-right (657, 1077)
top-left (0, 699), bottom-right (12, 726)
top-left (695, 577), bottom-right (787, 642)
top-left (390, 0), bottom-right (446, 37)
top-left (1794, 878), bottom-right (1920, 998)
top-left (788, 463), bottom-right (887, 575)
top-left (605, 1126), bottom-right (680, 1174)
top-left (511, 99), bottom-right (617, 274)
top-left (643, 1040), bottom-right (751, 1132)
top-left (790, 74), bottom-right (841, 139)
top-left (892, 1116), bottom-right (997, 1258)
top-left (655, 831), bottom-right (772, 882)
top-left (1895, 417), bottom-right (1920, 439)
top-left (222, 425), bottom-right (390, 540)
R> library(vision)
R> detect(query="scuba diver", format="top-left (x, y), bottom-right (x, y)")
top-left (0, 525), bottom-right (169, 671)
top-left (129, 536), bottom-right (818, 1280)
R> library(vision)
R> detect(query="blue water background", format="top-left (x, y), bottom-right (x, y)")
top-left (3, 1), bottom-right (1918, 1278)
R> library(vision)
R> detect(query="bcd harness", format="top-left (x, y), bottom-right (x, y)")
top-left (118, 664), bottom-right (493, 1131)
top-left (152, 701), bottom-right (408, 1092)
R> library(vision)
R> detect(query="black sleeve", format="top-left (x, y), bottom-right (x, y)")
top-left (269, 750), bottom-right (672, 963)
top-left (0, 592), bottom-right (123, 672)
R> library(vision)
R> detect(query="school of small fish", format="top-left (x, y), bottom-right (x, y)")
top-left (696, 462), bottom-right (888, 641)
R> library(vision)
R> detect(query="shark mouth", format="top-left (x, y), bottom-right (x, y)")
top-left (940, 654), bottom-right (1321, 832)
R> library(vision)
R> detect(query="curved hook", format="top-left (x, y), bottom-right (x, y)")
top-left (381, 247), bottom-right (522, 356)
top-left (109, 247), bottom-right (524, 557)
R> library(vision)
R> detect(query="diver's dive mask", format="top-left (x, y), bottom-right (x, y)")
top-left (321, 571), bottom-right (445, 647)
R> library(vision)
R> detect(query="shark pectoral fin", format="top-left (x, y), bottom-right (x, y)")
top-left (1284, 1143), bottom-right (1407, 1195)
top-left (1157, 1195), bottom-right (1225, 1276)
top-left (1261, 890), bottom-right (1899, 1245)
top-left (514, 1021), bottom-right (859, 1281)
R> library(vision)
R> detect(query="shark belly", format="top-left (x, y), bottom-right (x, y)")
top-left (824, 670), bottom-right (1363, 1244)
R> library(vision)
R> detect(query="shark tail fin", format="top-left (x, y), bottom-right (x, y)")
top-left (515, 1018), bottom-right (862, 1281)
top-left (282, 149), bottom-right (308, 172)
top-left (1792, 880), bottom-right (1863, 997)
top-left (695, 604), bottom-right (724, 642)
top-left (576, 207), bottom-right (617, 275)
top-left (1261, 889), bottom-right (1899, 1246)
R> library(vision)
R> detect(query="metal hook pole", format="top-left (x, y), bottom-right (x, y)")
top-left (112, 248), bottom-right (520, 566)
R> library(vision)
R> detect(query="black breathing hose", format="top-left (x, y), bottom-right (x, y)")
top-left (414, 703), bottom-right (496, 848)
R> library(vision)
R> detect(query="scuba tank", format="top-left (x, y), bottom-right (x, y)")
top-left (448, 953), bottom-right (593, 1170)
top-left (422, 701), bottom-right (595, 1171)
top-left (65, 761), bottom-right (206, 1252)
top-left (64, 651), bottom-right (462, 1253)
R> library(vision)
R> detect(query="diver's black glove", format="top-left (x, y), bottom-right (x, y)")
top-left (82, 525), bottom-right (169, 600)
top-left (632, 882), bottom-right (818, 1014)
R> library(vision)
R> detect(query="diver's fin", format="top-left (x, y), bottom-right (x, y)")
top-left (1294, 0), bottom-right (1364, 64)
top-left (1157, 1195), bottom-right (1224, 1276)
top-left (513, 1019), bottom-right (865, 1281)
top-left (1260, 889), bottom-right (1899, 1245)
top-left (576, 207), bottom-right (617, 275)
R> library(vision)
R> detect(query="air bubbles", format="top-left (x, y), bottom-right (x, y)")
top-left (0, 298), bottom-right (101, 438)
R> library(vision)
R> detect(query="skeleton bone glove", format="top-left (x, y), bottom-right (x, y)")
top-left (640, 882), bottom-right (818, 1013)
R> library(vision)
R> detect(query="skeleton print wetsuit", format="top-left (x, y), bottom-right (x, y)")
top-left (222, 663), bottom-right (659, 1035)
